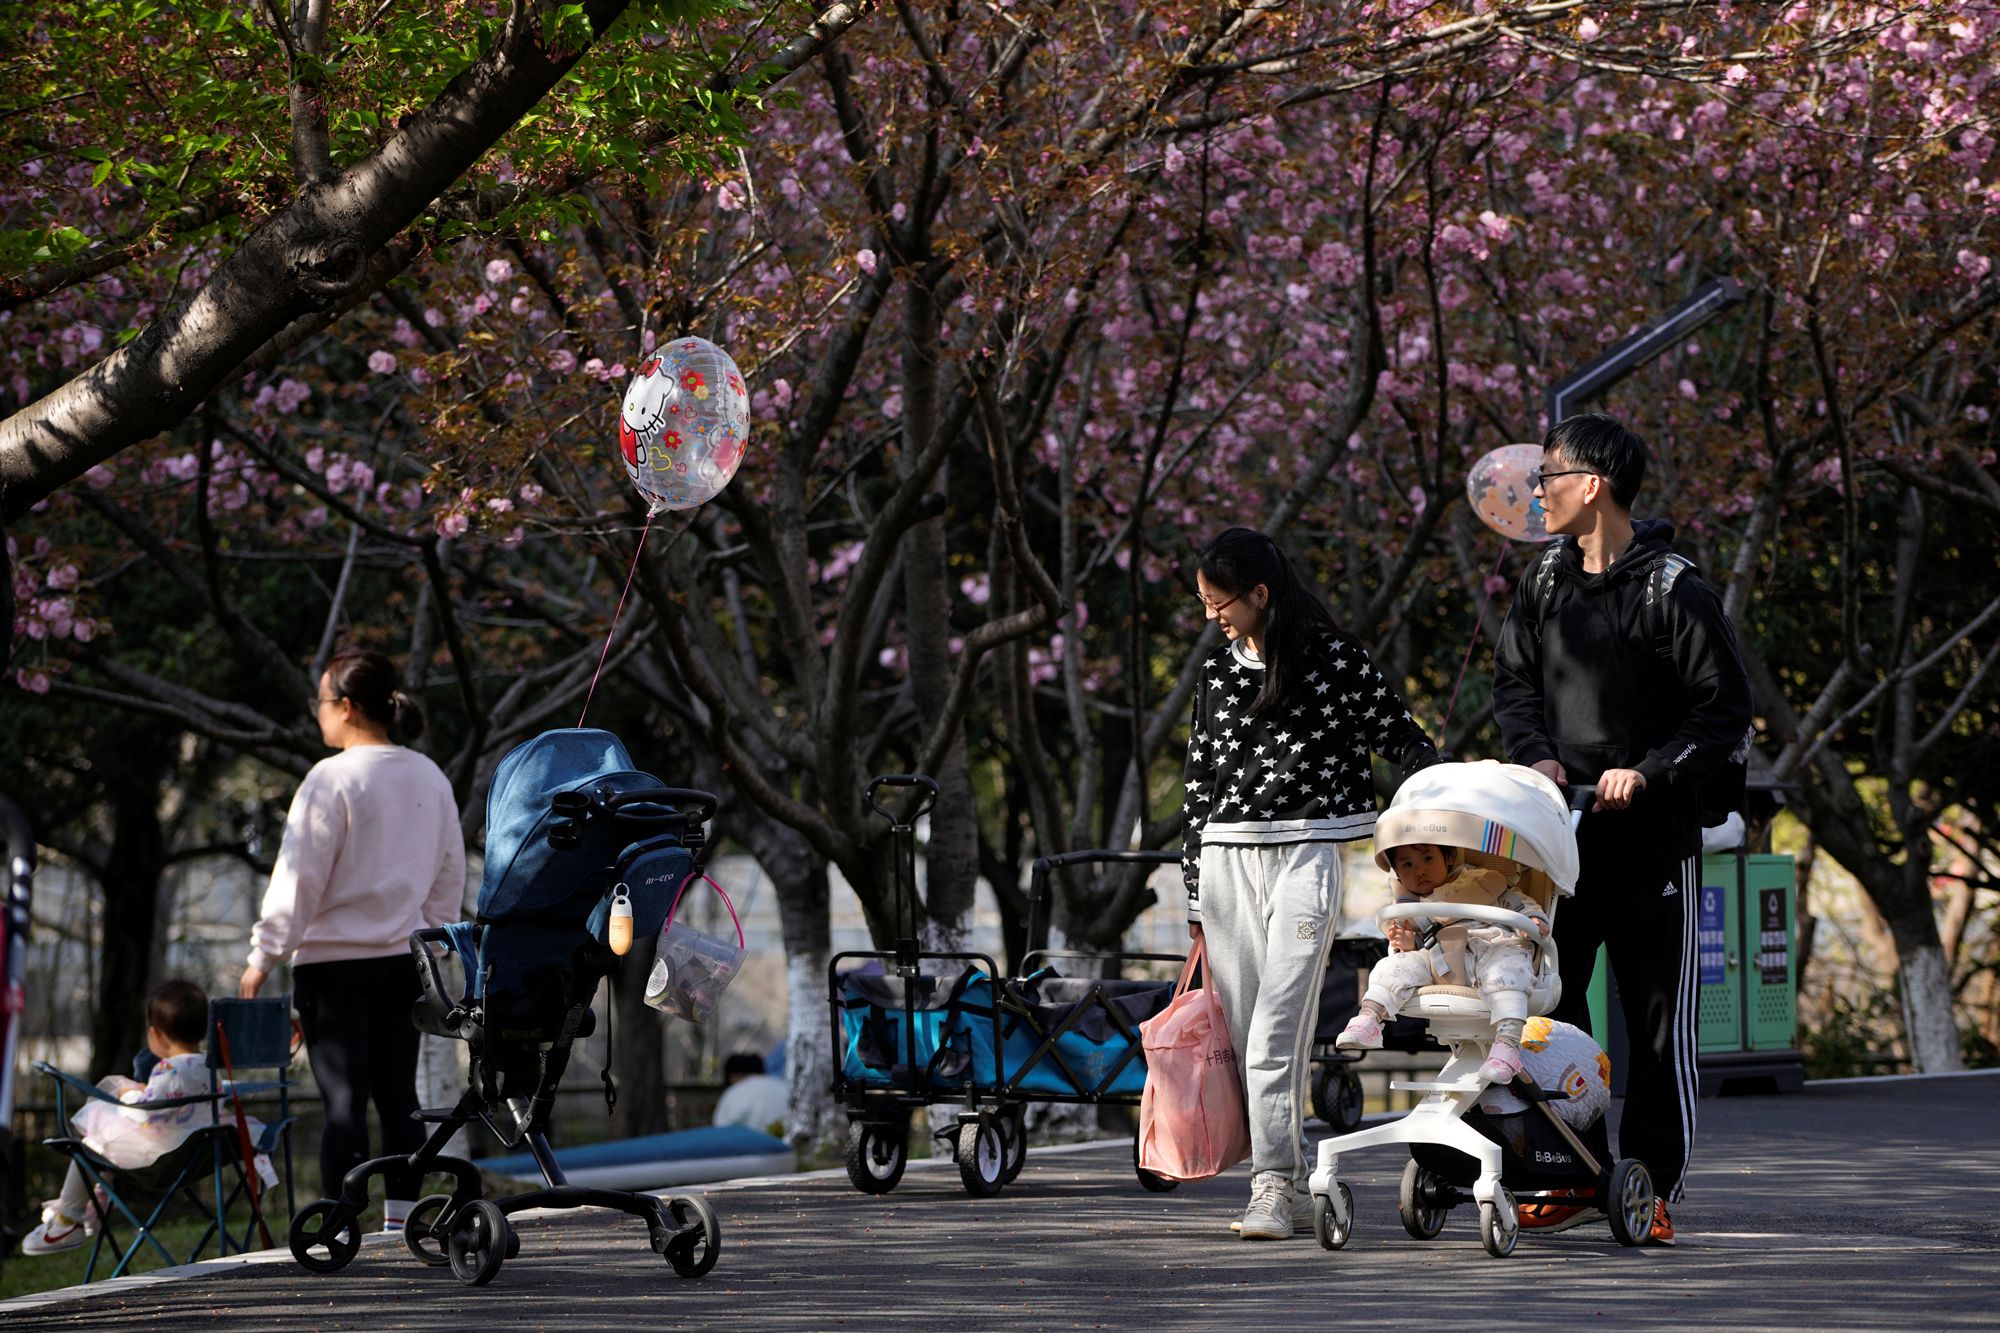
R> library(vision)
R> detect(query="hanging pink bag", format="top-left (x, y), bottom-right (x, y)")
top-left (643, 874), bottom-right (746, 1025)
top-left (1137, 935), bottom-right (1250, 1181)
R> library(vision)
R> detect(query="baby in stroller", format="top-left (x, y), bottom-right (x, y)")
top-left (1306, 761), bottom-right (1655, 1257)
top-left (1333, 841), bottom-right (1548, 1083)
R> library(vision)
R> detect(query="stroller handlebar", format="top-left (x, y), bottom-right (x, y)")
top-left (410, 927), bottom-right (471, 1030)
top-left (548, 786), bottom-right (717, 847)
top-left (1563, 782), bottom-right (1596, 831)
top-left (607, 786), bottom-right (717, 827)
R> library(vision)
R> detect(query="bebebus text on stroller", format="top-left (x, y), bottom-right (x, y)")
top-left (285, 728), bottom-right (723, 1287)
top-left (1308, 762), bottom-right (1656, 1258)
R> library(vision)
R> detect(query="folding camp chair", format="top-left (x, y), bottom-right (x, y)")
top-left (205, 996), bottom-right (299, 1253)
top-left (32, 995), bottom-right (297, 1281)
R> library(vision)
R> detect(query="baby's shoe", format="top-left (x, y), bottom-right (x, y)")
top-left (20, 1204), bottom-right (88, 1256)
top-left (1334, 1011), bottom-right (1383, 1050)
top-left (1479, 1042), bottom-right (1525, 1084)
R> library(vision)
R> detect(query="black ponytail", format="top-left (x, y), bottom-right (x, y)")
top-left (324, 647), bottom-right (426, 741)
top-left (1196, 526), bottom-right (1340, 716)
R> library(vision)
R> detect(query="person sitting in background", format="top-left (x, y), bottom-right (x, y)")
top-left (711, 1052), bottom-right (788, 1135)
top-left (21, 980), bottom-right (275, 1255)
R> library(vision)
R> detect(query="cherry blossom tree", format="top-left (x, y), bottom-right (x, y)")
top-left (6, 1), bottom-right (1997, 1123)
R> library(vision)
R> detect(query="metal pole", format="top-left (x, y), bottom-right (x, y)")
top-left (1546, 277), bottom-right (1748, 429)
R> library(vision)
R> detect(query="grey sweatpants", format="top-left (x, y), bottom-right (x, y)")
top-left (1196, 840), bottom-right (1343, 1184)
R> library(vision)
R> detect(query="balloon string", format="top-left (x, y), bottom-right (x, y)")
top-left (578, 508), bottom-right (657, 729)
top-left (1438, 542), bottom-right (1513, 748)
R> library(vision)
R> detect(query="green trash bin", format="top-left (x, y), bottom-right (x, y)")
top-left (1698, 851), bottom-right (1804, 1089)
top-left (1583, 850), bottom-right (1804, 1094)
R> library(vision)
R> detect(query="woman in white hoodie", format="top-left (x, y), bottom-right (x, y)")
top-left (241, 647), bottom-right (464, 1231)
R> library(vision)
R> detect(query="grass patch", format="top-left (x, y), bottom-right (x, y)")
top-left (0, 1198), bottom-right (357, 1302)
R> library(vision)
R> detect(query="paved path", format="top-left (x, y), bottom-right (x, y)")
top-left (5, 1071), bottom-right (1997, 1330)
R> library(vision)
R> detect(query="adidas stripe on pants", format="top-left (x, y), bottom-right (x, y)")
top-left (1546, 810), bottom-right (1700, 1202)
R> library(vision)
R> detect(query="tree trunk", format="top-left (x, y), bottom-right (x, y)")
top-left (1898, 943), bottom-right (1962, 1074)
top-left (0, 0), bottom-right (647, 522)
top-left (784, 943), bottom-right (836, 1151)
top-left (1884, 849), bottom-right (1965, 1074)
top-left (895, 275), bottom-right (979, 950)
top-left (1747, 644), bottom-right (1964, 1073)
top-left (610, 928), bottom-right (667, 1137)
top-left (92, 756), bottom-right (172, 1071)
top-left (734, 809), bottom-right (837, 1150)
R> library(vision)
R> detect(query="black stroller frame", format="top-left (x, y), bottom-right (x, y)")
top-left (286, 779), bottom-right (722, 1287)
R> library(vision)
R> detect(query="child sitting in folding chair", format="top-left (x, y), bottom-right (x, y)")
top-left (22, 980), bottom-right (276, 1255)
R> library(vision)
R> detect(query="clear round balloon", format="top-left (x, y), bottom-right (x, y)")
top-left (618, 336), bottom-right (752, 512)
top-left (1466, 443), bottom-right (1553, 543)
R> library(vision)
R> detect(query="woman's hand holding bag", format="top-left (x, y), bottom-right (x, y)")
top-left (1136, 935), bottom-right (1250, 1181)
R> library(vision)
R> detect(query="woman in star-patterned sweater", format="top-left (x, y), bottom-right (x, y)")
top-left (1180, 527), bottom-right (1438, 1239)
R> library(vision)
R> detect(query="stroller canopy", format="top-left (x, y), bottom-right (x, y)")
top-left (480, 728), bottom-right (649, 917)
top-left (1372, 761), bottom-right (1579, 900)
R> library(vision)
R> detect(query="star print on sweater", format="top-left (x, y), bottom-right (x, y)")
top-left (1181, 630), bottom-right (1438, 918)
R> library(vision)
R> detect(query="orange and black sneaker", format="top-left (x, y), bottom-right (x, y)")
top-left (1645, 1200), bottom-right (1676, 1246)
top-left (1517, 1188), bottom-right (1604, 1233)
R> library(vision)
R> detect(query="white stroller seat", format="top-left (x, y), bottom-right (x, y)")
top-left (1309, 761), bottom-right (1587, 1257)
top-left (1411, 983), bottom-right (1486, 1017)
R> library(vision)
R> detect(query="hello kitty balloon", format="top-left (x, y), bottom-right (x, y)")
top-left (618, 336), bottom-right (752, 512)
top-left (1466, 442), bottom-right (1553, 543)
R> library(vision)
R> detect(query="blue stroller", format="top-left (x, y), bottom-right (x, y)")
top-left (285, 728), bottom-right (723, 1286)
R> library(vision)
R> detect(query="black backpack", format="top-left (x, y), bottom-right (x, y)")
top-left (1520, 544), bottom-right (1751, 827)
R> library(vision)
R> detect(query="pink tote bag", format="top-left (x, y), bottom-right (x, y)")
top-left (1137, 936), bottom-right (1250, 1181)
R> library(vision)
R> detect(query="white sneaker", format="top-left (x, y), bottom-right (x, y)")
top-left (20, 1206), bottom-right (90, 1256)
top-left (1229, 1185), bottom-right (1313, 1233)
top-left (1238, 1171), bottom-right (1297, 1240)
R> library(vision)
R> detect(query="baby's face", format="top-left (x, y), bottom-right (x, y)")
top-left (1391, 845), bottom-right (1450, 896)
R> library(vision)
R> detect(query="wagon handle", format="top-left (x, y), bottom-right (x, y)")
top-left (865, 774), bottom-right (938, 827)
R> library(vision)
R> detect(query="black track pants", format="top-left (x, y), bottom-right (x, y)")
top-left (293, 954), bottom-right (426, 1201)
top-left (1546, 808), bottom-right (1700, 1203)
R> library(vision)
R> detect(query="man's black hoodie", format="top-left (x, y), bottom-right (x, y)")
top-left (1492, 518), bottom-right (1752, 820)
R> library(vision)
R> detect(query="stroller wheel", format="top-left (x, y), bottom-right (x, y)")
top-left (955, 1118), bottom-right (1006, 1198)
top-left (1397, 1159), bottom-right (1449, 1240)
top-left (1314, 1182), bottom-right (1354, 1250)
top-left (446, 1199), bottom-right (509, 1287)
top-left (1312, 1065), bottom-right (1366, 1134)
top-left (844, 1119), bottom-right (909, 1195)
top-left (658, 1193), bottom-right (721, 1278)
top-left (1131, 1134), bottom-right (1179, 1193)
top-left (289, 1200), bottom-right (362, 1274)
top-left (1605, 1158), bottom-right (1655, 1248)
top-left (403, 1194), bottom-right (456, 1267)
top-left (997, 1106), bottom-right (1028, 1185)
top-left (1479, 1189), bottom-right (1519, 1259)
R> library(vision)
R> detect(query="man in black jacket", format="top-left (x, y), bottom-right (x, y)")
top-left (1492, 412), bottom-right (1753, 1246)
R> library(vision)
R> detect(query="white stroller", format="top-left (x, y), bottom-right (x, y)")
top-left (1307, 762), bottom-right (1655, 1256)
